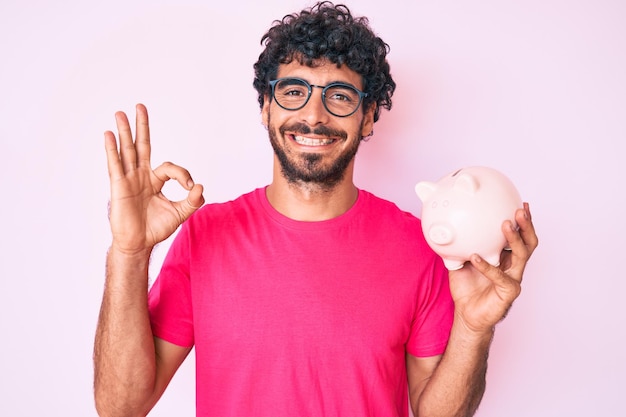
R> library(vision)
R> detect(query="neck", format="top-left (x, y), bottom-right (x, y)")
top-left (266, 159), bottom-right (358, 221)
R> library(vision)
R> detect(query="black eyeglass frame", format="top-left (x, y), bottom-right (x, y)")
top-left (268, 77), bottom-right (369, 118)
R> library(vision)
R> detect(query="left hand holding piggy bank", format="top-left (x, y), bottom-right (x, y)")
top-left (416, 166), bottom-right (539, 332)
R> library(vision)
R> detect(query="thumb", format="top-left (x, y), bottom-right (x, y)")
top-left (470, 253), bottom-right (522, 304)
top-left (177, 183), bottom-right (205, 220)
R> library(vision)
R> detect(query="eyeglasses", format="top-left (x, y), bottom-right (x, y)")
top-left (269, 77), bottom-right (368, 118)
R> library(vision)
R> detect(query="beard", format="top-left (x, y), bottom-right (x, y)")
top-left (267, 115), bottom-right (363, 190)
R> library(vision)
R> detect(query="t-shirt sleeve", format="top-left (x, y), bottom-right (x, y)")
top-left (148, 223), bottom-right (195, 348)
top-left (406, 249), bottom-right (454, 358)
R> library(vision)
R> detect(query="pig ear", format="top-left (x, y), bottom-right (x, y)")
top-left (415, 181), bottom-right (436, 202)
top-left (454, 173), bottom-right (479, 195)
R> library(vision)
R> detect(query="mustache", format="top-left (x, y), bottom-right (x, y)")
top-left (279, 122), bottom-right (348, 140)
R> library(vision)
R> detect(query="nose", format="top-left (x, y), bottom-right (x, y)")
top-left (428, 223), bottom-right (455, 245)
top-left (299, 86), bottom-right (331, 125)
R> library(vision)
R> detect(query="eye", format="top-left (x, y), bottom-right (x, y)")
top-left (279, 86), bottom-right (307, 98)
top-left (328, 90), bottom-right (353, 102)
top-left (282, 87), bottom-right (307, 97)
top-left (325, 85), bottom-right (359, 103)
top-left (275, 79), bottom-right (309, 98)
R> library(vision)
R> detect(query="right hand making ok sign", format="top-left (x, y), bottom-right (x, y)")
top-left (104, 103), bottom-right (204, 255)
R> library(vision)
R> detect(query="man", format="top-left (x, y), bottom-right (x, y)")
top-left (93, 2), bottom-right (538, 416)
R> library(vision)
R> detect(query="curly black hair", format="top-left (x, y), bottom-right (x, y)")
top-left (253, 1), bottom-right (396, 123)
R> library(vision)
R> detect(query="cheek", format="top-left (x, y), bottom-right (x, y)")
top-left (264, 102), bottom-right (289, 131)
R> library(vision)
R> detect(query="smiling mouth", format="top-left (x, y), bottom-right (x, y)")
top-left (292, 135), bottom-right (336, 146)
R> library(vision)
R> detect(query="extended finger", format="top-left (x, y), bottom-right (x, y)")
top-left (104, 130), bottom-right (123, 181)
top-left (134, 103), bottom-right (152, 169)
top-left (115, 110), bottom-right (137, 173)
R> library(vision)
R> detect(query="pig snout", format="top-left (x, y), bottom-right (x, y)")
top-left (427, 223), bottom-right (454, 245)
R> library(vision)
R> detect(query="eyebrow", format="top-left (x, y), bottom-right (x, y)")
top-left (279, 77), bottom-right (361, 90)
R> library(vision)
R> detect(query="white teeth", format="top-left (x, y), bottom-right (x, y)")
top-left (293, 135), bottom-right (335, 146)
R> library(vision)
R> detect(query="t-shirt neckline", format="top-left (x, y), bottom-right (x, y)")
top-left (255, 186), bottom-right (365, 231)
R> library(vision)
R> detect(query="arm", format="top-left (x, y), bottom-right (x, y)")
top-left (407, 325), bottom-right (491, 417)
top-left (93, 104), bottom-right (204, 416)
top-left (408, 204), bottom-right (538, 417)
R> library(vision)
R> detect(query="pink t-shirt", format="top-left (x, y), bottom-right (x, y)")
top-left (149, 187), bottom-right (453, 416)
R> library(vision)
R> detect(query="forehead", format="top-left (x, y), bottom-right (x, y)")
top-left (276, 59), bottom-right (364, 89)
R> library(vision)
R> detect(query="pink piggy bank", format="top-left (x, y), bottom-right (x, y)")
top-left (415, 166), bottom-right (522, 270)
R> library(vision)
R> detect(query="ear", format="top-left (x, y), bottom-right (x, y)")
top-left (360, 103), bottom-right (376, 137)
top-left (415, 181), bottom-right (436, 202)
top-left (261, 94), bottom-right (270, 128)
top-left (454, 173), bottom-right (479, 194)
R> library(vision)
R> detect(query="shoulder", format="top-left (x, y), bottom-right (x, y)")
top-left (354, 189), bottom-right (432, 250)
top-left (188, 188), bottom-right (261, 223)
top-left (357, 189), bottom-right (447, 266)
top-left (358, 189), bottom-right (422, 228)
top-left (176, 188), bottom-right (266, 242)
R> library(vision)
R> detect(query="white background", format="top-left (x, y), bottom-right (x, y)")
top-left (1, 0), bottom-right (624, 416)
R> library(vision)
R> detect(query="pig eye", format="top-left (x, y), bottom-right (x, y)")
top-left (451, 169), bottom-right (462, 177)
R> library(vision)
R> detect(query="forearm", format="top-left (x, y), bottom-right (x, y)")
top-left (415, 318), bottom-right (494, 417)
top-left (93, 247), bottom-right (157, 417)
